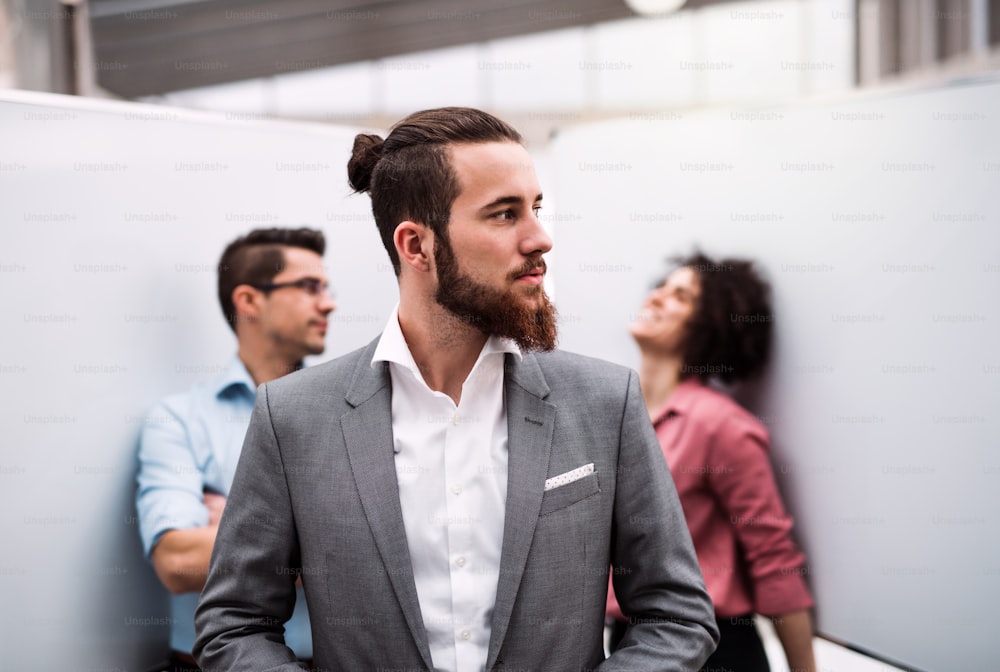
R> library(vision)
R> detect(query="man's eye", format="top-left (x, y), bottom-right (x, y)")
top-left (494, 209), bottom-right (515, 221)
top-left (532, 205), bottom-right (543, 216)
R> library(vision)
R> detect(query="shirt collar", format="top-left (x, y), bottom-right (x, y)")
top-left (652, 377), bottom-right (706, 427)
top-left (212, 355), bottom-right (257, 399)
top-left (371, 303), bottom-right (522, 379)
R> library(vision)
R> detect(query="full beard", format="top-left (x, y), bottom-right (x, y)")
top-left (433, 234), bottom-right (558, 352)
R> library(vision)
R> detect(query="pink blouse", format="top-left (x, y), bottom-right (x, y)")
top-left (608, 379), bottom-right (813, 619)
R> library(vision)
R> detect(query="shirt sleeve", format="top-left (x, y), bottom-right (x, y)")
top-left (705, 414), bottom-right (814, 617)
top-left (135, 398), bottom-right (210, 559)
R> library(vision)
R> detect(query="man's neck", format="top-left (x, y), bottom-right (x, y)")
top-left (397, 301), bottom-right (489, 405)
top-left (637, 352), bottom-right (684, 421)
top-left (237, 343), bottom-right (301, 387)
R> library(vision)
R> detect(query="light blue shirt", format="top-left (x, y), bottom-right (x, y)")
top-left (136, 355), bottom-right (312, 657)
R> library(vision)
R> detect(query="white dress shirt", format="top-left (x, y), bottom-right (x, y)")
top-left (372, 306), bottom-right (519, 672)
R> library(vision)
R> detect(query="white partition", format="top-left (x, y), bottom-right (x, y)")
top-left (0, 91), bottom-right (396, 670)
top-left (547, 77), bottom-right (1000, 672)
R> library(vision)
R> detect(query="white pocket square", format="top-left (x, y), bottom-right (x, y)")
top-left (544, 463), bottom-right (595, 492)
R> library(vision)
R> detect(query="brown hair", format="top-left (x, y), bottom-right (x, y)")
top-left (347, 107), bottom-right (522, 275)
top-left (217, 227), bottom-right (325, 332)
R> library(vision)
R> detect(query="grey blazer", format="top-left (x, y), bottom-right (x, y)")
top-left (194, 338), bottom-right (718, 671)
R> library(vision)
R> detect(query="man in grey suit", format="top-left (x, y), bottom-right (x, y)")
top-left (195, 107), bottom-right (719, 671)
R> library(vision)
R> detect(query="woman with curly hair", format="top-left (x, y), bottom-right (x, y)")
top-left (607, 252), bottom-right (816, 672)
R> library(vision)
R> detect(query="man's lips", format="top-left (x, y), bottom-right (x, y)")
top-left (516, 269), bottom-right (545, 284)
top-left (514, 260), bottom-right (547, 284)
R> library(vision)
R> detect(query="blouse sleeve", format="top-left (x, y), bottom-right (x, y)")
top-left (705, 413), bottom-right (814, 616)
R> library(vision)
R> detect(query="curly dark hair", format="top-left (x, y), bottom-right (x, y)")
top-left (217, 227), bottom-right (326, 332)
top-left (670, 252), bottom-right (773, 384)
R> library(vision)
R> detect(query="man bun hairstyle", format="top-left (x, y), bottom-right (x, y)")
top-left (217, 227), bottom-right (326, 333)
top-left (346, 134), bottom-right (383, 194)
top-left (347, 107), bottom-right (523, 276)
top-left (673, 251), bottom-right (773, 384)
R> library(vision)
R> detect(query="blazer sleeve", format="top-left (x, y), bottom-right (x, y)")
top-left (601, 371), bottom-right (720, 671)
top-left (193, 383), bottom-right (307, 670)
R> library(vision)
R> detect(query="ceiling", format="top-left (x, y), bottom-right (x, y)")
top-left (88, 0), bottom-right (734, 98)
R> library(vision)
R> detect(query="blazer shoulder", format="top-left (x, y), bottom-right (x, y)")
top-left (264, 338), bottom-right (379, 400)
top-left (531, 349), bottom-right (635, 397)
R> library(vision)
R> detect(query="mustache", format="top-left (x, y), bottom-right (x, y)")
top-left (510, 258), bottom-right (547, 280)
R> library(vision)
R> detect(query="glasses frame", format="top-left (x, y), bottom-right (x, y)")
top-left (249, 277), bottom-right (333, 298)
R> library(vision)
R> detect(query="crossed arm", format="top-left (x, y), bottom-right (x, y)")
top-left (151, 493), bottom-right (226, 594)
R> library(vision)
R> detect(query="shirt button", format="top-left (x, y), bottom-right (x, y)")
top-left (455, 556), bottom-right (466, 568)
top-left (451, 484), bottom-right (463, 495)
top-left (460, 629), bottom-right (471, 641)
top-left (452, 414), bottom-right (460, 426)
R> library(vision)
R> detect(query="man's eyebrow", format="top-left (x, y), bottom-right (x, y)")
top-left (479, 193), bottom-right (544, 211)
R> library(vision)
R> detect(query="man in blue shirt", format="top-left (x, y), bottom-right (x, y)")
top-left (136, 227), bottom-right (336, 670)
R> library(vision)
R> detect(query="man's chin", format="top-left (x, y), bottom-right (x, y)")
top-left (304, 343), bottom-right (326, 357)
top-left (512, 289), bottom-right (550, 310)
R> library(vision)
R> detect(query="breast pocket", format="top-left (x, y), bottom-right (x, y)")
top-left (539, 472), bottom-right (600, 516)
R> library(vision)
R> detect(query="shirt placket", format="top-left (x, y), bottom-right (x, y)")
top-left (444, 381), bottom-right (480, 670)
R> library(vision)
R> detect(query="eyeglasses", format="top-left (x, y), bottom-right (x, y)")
top-left (250, 277), bottom-right (334, 298)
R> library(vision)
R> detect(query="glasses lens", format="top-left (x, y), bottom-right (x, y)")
top-left (301, 278), bottom-right (332, 297)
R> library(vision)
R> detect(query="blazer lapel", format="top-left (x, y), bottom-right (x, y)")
top-left (340, 341), bottom-right (435, 671)
top-left (487, 353), bottom-right (555, 669)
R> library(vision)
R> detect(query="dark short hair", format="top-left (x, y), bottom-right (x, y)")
top-left (217, 227), bottom-right (325, 332)
top-left (671, 251), bottom-right (773, 384)
top-left (347, 107), bottom-right (523, 275)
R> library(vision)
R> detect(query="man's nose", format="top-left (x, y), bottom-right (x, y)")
top-left (522, 211), bottom-right (553, 256)
top-left (318, 291), bottom-right (336, 314)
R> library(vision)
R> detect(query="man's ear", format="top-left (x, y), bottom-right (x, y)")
top-left (231, 285), bottom-right (262, 329)
top-left (394, 221), bottom-right (433, 273)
